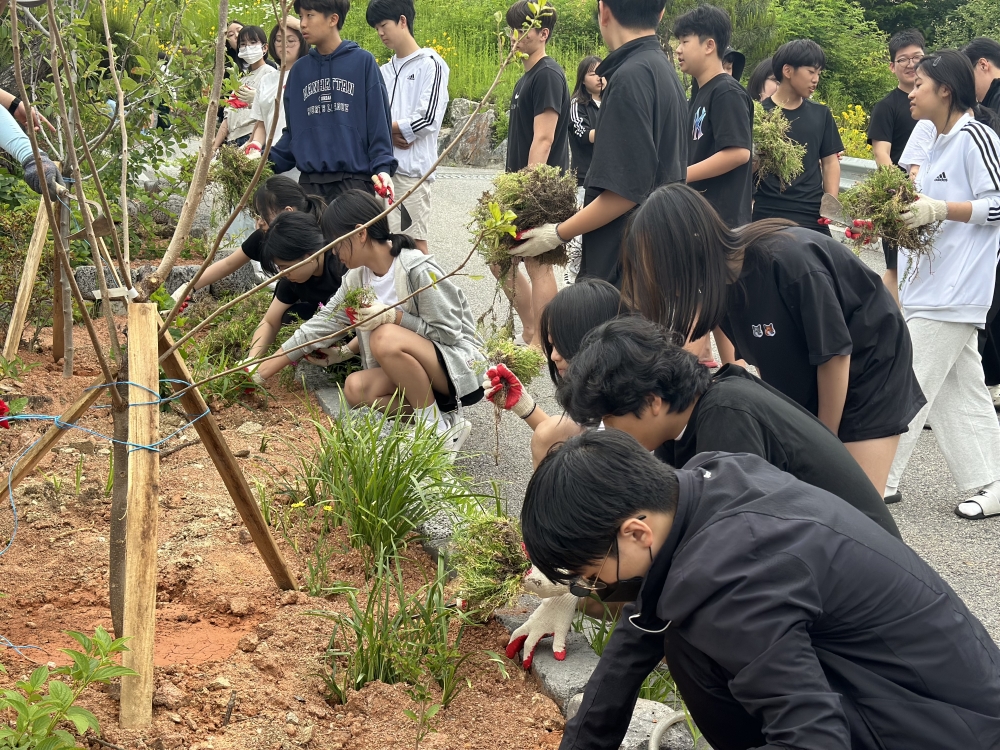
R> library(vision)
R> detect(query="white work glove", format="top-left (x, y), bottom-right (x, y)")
top-left (372, 172), bottom-right (395, 204)
top-left (506, 593), bottom-right (578, 669)
top-left (170, 285), bottom-right (191, 307)
top-left (354, 302), bottom-right (396, 333)
top-left (483, 363), bottom-right (536, 419)
top-left (510, 223), bottom-right (565, 258)
top-left (20, 151), bottom-right (63, 195)
top-left (900, 193), bottom-right (949, 229)
top-left (305, 345), bottom-right (355, 366)
top-left (236, 83), bottom-right (256, 105)
top-left (243, 140), bottom-right (263, 160)
top-left (237, 357), bottom-right (265, 386)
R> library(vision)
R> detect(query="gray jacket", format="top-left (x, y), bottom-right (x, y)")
top-left (282, 248), bottom-right (484, 398)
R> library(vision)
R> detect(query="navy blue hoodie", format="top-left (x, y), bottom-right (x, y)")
top-left (271, 41), bottom-right (397, 178)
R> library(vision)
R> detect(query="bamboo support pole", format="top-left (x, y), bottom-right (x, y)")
top-left (120, 303), bottom-right (160, 728)
top-left (3, 203), bottom-right (50, 360)
top-left (156, 317), bottom-right (297, 591)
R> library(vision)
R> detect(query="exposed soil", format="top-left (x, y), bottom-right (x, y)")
top-left (0, 323), bottom-right (563, 749)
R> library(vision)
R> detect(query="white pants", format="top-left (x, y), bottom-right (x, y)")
top-left (888, 318), bottom-right (1000, 491)
top-left (387, 173), bottom-right (432, 241)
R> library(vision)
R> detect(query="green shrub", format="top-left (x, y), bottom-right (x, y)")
top-left (451, 513), bottom-right (530, 620)
top-left (936, 0), bottom-right (1000, 48)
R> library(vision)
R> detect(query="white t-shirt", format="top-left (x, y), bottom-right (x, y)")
top-left (227, 64), bottom-right (279, 141)
top-left (365, 261), bottom-right (398, 306)
top-left (898, 119), bottom-right (936, 172)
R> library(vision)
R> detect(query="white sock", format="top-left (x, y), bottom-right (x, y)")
top-left (883, 486), bottom-right (898, 498)
top-left (413, 402), bottom-right (446, 434)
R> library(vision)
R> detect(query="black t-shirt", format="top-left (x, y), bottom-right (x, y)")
top-left (752, 98), bottom-right (844, 227)
top-left (688, 73), bottom-right (753, 227)
top-left (569, 98), bottom-right (600, 186)
top-left (717, 227), bottom-right (925, 443)
top-left (581, 36), bottom-right (688, 287)
top-left (984, 79), bottom-right (1000, 114)
top-left (867, 87), bottom-right (917, 165)
top-left (242, 229), bottom-right (265, 262)
top-left (273, 249), bottom-right (346, 307)
top-left (655, 365), bottom-right (900, 538)
top-left (506, 56), bottom-right (570, 174)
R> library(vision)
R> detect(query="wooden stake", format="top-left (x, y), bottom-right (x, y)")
top-left (51, 238), bottom-right (64, 363)
top-left (57, 200), bottom-right (73, 378)
top-left (3, 203), bottom-right (50, 361)
top-left (0, 371), bottom-right (114, 506)
top-left (156, 318), bottom-right (297, 591)
top-left (120, 303), bottom-right (160, 728)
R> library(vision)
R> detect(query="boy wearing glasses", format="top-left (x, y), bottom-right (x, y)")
top-left (523, 430), bottom-right (1000, 750)
top-left (867, 29), bottom-right (926, 301)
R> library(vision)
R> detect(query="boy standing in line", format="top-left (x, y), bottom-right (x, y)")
top-left (270, 0), bottom-right (397, 203)
top-left (868, 29), bottom-right (925, 302)
top-left (367, 0), bottom-right (450, 254)
top-left (495, 0), bottom-right (570, 346)
top-left (752, 39), bottom-right (844, 234)
top-left (515, 0), bottom-right (688, 289)
top-left (964, 37), bottom-right (1000, 113)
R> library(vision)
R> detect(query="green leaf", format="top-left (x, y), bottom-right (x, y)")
top-left (29, 665), bottom-right (49, 691)
top-left (403, 709), bottom-right (418, 721)
top-left (428, 271), bottom-right (438, 283)
top-left (91, 665), bottom-right (139, 682)
top-left (468, 275), bottom-right (485, 281)
top-left (424, 703), bottom-right (441, 719)
top-left (47, 678), bottom-right (74, 708)
top-left (65, 705), bottom-right (100, 734)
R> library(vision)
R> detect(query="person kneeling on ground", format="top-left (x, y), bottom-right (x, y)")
top-left (523, 430), bottom-right (1000, 750)
top-left (484, 278), bottom-right (625, 467)
top-left (508, 315), bottom-right (903, 670)
top-left (255, 189), bottom-right (484, 451)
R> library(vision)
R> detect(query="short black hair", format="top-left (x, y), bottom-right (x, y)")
top-left (772, 39), bottom-right (826, 82)
top-left (506, 0), bottom-right (557, 38)
top-left (260, 211), bottom-right (325, 274)
top-left (672, 4), bottom-right (731, 60)
top-left (237, 24), bottom-right (268, 48)
top-left (601, 0), bottom-right (666, 31)
top-left (963, 37), bottom-right (1000, 68)
top-left (521, 429), bottom-right (679, 586)
top-left (747, 56), bottom-right (774, 100)
top-left (366, 0), bottom-right (416, 36)
top-left (888, 28), bottom-right (925, 62)
top-left (556, 317), bottom-right (711, 426)
top-left (294, 0), bottom-right (350, 29)
top-left (538, 279), bottom-right (625, 384)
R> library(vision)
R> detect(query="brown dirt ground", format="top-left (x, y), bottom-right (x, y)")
top-left (0, 323), bottom-right (563, 750)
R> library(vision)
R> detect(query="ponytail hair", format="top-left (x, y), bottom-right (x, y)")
top-left (260, 211), bottom-right (325, 274)
top-left (321, 189), bottom-right (417, 257)
top-left (253, 176), bottom-right (326, 225)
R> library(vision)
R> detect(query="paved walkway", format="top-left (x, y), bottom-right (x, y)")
top-left (407, 166), bottom-right (1000, 640)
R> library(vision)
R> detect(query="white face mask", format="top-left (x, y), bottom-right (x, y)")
top-left (239, 44), bottom-right (264, 63)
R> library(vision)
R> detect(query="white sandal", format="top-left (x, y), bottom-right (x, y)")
top-left (955, 484), bottom-right (1000, 520)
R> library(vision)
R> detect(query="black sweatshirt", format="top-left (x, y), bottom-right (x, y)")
top-left (559, 452), bottom-right (1000, 750)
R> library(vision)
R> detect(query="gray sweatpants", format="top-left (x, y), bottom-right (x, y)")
top-left (888, 318), bottom-right (1000, 492)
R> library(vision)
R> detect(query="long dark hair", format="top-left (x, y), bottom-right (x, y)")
top-left (237, 25), bottom-right (270, 63)
top-left (321, 189), bottom-right (417, 257)
top-left (916, 49), bottom-right (1000, 135)
top-left (253, 175), bottom-right (326, 225)
top-left (269, 21), bottom-right (307, 66)
top-left (538, 278), bottom-right (626, 384)
top-left (260, 211), bottom-right (325, 274)
top-left (621, 183), bottom-right (792, 341)
top-left (571, 55), bottom-right (602, 105)
top-left (747, 57), bottom-right (774, 102)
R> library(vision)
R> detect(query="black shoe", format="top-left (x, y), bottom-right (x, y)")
top-left (884, 491), bottom-right (903, 505)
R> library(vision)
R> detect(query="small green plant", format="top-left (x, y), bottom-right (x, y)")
top-left (753, 101), bottom-right (807, 189)
top-left (104, 452), bottom-right (114, 498)
top-left (0, 626), bottom-right (137, 750)
top-left (74, 456), bottom-right (85, 497)
top-left (38, 470), bottom-right (63, 496)
top-left (480, 325), bottom-right (546, 386)
top-left (0, 355), bottom-right (40, 381)
top-left (259, 434), bottom-right (269, 453)
top-left (336, 286), bottom-right (377, 320)
top-left (210, 145), bottom-right (274, 215)
top-left (451, 512), bottom-right (530, 620)
top-left (470, 164), bottom-right (579, 272)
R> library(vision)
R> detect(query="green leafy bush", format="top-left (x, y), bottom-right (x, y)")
top-left (753, 102), bottom-right (806, 188)
top-left (451, 513), bottom-right (530, 620)
top-left (936, 0), bottom-right (1000, 48)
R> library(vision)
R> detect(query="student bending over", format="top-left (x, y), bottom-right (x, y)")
top-left (255, 190), bottom-right (484, 450)
top-left (172, 176), bottom-right (326, 308)
top-left (483, 279), bottom-right (623, 467)
top-left (524, 431), bottom-right (1000, 750)
top-left (620, 183), bottom-right (926, 496)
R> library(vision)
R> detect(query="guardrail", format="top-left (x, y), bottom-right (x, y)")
top-left (840, 156), bottom-right (877, 191)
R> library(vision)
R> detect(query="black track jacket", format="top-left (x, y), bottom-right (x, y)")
top-left (560, 452), bottom-right (1000, 750)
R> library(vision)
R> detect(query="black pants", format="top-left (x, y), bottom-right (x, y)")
top-left (299, 174), bottom-right (376, 204)
top-left (979, 258), bottom-right (1000, 386)
top-left (664, 629), bottom-right (766, 750)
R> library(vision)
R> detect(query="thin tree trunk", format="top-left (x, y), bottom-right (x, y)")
top-left (109, 375), bottom-right (129, 639)
top-left (58, 200), bottom-right (73, 377)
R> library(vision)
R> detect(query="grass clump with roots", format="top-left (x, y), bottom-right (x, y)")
top-left (451, 513), bottom-right (530, 620)
top-left (753, 101), bottom-right (806, 189)
top-left (470, 164), bottom-right (578, 274)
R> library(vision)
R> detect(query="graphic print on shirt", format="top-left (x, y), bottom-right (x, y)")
top-left (764, 323), bottom-right (776, 337)
top-left (692, 106), bottom-right (707, 141)
top-left (934, 172), bottom-right (948, 182)
top-left (302, 77), bottom-right (355, 116)
top-left (752, 324), bottom-right (763, 338)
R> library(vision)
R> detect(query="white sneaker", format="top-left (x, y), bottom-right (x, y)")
top-left (990, 384), bottom-right (1000, 408)
top-left (444, 418), bottom-right (472, 453)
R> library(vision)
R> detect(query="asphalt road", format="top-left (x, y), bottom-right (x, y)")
top-left (422, 166), bottom-right (1000, 641)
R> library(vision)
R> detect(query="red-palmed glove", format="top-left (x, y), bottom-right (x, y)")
top-left (483, 363), bottom-right (535, 419)
top-left (243, 140), bottom-right (263, 160)
top-left (506, 593), bottom-right (578, 669)
top-left (372, 172), bottom-right (395, 204)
